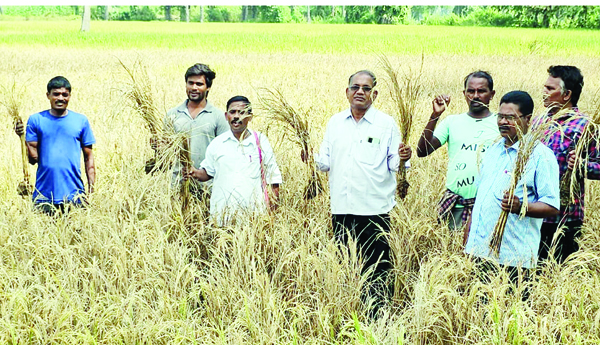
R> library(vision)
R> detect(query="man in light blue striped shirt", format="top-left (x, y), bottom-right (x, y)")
top-left (464, 91), bottom-right (559, 281)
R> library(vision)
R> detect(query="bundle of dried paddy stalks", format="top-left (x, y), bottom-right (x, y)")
top-left (489, 110), bottom-right (560, 256)
top-left (1, 83), bottom-right (31, 196)
top-left (378, 54), bottom-right (425, 199)
top-left (118, 59), bottom-right (167, 174)
top-left (258, 88), bottom-right (323, 200)
top-left (179, 133), bottom-right (193, 219)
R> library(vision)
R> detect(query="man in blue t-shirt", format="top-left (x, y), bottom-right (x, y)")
top-left (15, 76), bottom-right (96, 215)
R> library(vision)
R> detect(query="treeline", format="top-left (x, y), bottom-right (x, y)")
top-left (2, 5), bottom-right (600, 29)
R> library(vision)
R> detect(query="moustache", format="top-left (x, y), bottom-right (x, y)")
top-left (470, 99), bottom-right (487, 107)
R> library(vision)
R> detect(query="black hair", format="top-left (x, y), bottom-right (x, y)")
top-left (464, 70), bottom-right (494, 91)
top-left (226, 95), bottom-right (252, 113)
top-left (547, 65), bottom-right (584, 107)
top-left (348, 70), bottom-right (377, 87)
top-left (500, 90), bottom-right (534, 116)
top-left (47, 76), bottom-right (71, 93)
top-left (185, 63), bottom-right (216, 88)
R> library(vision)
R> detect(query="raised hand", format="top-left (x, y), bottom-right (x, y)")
top-left (432, 94), bottom-right (451, 117)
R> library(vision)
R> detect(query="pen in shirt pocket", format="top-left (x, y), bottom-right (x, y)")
top-left (360, 136), bottom-right (380, 144)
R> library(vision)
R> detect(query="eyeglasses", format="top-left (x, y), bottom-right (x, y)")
top-left (497, 113), bottom-right (529, 121)
top-left (349, 85), bottom-right (373, 93)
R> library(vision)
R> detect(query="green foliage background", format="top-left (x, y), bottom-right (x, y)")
top-left (1, 5), bottom-right (600, 29)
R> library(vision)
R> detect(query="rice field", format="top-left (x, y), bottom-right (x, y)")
top-left (1, 20), bottom-right (600, 344)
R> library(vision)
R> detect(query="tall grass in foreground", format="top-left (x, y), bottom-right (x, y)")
top-left (379, 54), bottom-right (425, 199)
top-left (3, 174), bottom-right (599, 343)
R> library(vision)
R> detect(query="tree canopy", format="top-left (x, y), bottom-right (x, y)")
top-left (1, 6), bottom-right (599, 29)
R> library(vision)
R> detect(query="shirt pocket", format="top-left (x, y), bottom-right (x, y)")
top-left (493, 171), bottom-right (512, 201)
top-left (356, 139), bottom-right (384, 165)
top-left (244, 151), bottom-right (262, 179)
top-left (499, 167), bottom-right (536, 202)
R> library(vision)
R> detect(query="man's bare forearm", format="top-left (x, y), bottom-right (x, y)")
top-left (417, 114), bottom-right (441, 157)
top-left (269, 184), bottom-right (280, 211)
top-left (521, 202), bottom-right (559, 218)
top-left (190, 167), bottom-right (212, 182)
top-left (26, 142), bottom-right (38, 165)
top-left (83, 147), bottom-right (95, 193)
top-left (271, 184), bottom-right (280, 201)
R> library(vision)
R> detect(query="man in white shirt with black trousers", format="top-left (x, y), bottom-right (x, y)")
top-left (314, 70), bottom-right (412, 315)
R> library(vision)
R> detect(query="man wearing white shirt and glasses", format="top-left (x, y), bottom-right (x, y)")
top-left (313, 70), bottom-right (412, 313)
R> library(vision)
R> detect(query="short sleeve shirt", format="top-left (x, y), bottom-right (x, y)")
top-left (26, 110), bottom-right (95, 204)
top-left (201, 130), bottom-right (282, 225)
top-left (464, 138), bottom-right (560, 269)
top-left (165, 100), bottom-right (229, 180)
top-left (433, 112), bottom-right (499, 200)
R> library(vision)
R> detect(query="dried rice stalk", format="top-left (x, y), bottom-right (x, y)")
top-left (258, 88), bottom-right (323, 200)
top-left (118, 58), bottom-right (167, 174)
top-left (119, 59), bottom-right (192, 218)
top-left (179, 133), bottom-right (192, 219)
top-left (379, 53), bottom-right (425, 199)
top-left (1, 83), bottom-right (31, 196)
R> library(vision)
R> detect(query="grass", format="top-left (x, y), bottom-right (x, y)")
top-left (1, 20), bottom-right (600, 56)
top-left (0, 19), bottom-right (600, 343)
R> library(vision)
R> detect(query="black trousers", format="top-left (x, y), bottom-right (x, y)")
top-left (332, 213), bottom-right (393, 305)
top-left (538, 221), bottom-right (583, 264)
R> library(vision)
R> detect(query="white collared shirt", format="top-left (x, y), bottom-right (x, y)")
top-left (201, 130), bottom-right (282, 225)
top-left (316, 106), bottom-right (406, 215)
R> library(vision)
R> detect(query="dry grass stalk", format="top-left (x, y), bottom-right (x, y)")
top-left (378, 54), bottom-right (425, 199)
top-left (257, 87), bottom-right (323, 200)
top-left (118, 58), bottom-right (167, 174)
top-left (1, 82), bottom-right (31, 196)
top-left (489, 108), bottom-right (561, 256)
top-left (179, 133), bottom-right (192, 219)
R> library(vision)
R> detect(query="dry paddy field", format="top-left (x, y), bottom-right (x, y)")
top-left (1, 20), bottom-right (600, 344)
